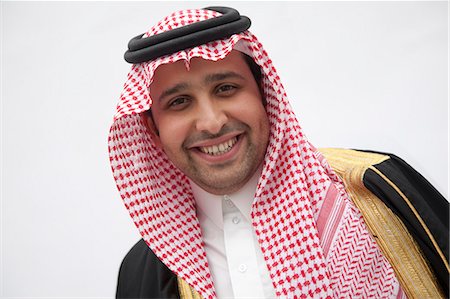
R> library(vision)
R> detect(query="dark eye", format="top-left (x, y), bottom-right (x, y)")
top-left (168, 96), bottom-right (190, 109)
top-left (216, 84), bottom-right (237, 95)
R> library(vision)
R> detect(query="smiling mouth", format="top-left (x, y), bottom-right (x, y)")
top-left (198, 136), bottom-right (238, 156)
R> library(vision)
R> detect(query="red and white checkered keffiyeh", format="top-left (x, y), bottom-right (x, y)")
top-left (109, 8), bottom-right (403, 299)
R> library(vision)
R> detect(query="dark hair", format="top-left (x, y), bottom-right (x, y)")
top-left (242, 53), bottom-right (265, 105)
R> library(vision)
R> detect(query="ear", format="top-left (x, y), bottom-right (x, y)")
top-left (142, 111), bottom-right (163, 149)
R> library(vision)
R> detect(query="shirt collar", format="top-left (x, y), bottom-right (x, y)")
top-left (190, 165), bottom-right (263, 229)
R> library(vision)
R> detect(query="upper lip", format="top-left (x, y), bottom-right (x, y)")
top-left (187, 132), bottom-right (242, 148)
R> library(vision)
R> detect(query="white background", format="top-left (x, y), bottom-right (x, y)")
top-left (2, 1), bottom-right (448, 298)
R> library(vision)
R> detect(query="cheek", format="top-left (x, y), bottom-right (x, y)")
top-left (248, 102), bottom-right (270, 141)
top-left (257, 111), bottom-right (270, 140)
top-left (157, 117), bottom-right (189, 149)
top-left (236, 98), bottom-right (268, 126)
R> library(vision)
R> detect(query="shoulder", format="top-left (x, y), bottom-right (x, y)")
top-left (319, 148), bottom-right (449, 295)
top-left (120, 239), bottom-right (153, 271)
top-left (116, 239), bottom-right (179, 298)
top-left (318, 148), bottom-right (448, 221)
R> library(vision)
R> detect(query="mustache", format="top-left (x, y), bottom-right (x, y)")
top-left (183, 123), bottom-right (248, 148)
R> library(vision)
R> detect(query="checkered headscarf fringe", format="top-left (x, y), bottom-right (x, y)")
top-left (109, 8), bottom-right (401, 298)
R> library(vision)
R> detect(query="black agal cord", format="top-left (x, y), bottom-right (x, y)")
top-left (124, 6), bottom-right (251, 64)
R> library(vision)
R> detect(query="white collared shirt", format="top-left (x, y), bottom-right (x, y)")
top-left (190, 168), bottom-right (276, 298)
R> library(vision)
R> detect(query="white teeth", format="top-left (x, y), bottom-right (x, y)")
top-left (199, 137), bottom-right (238, 156)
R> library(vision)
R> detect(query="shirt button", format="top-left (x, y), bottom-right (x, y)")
top-left (223, 195), bottom-right (231, 201)
top-left (238, 264), bottom-right (247, 273)
top-left (232, 217), bottom-right (240, 224)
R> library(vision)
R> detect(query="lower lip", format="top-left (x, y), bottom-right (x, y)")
top-left (192, 135), bottom-right (244, 164)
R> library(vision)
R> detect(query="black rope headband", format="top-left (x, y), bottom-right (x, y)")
top-left (124, 6), bottom-right (251, 64)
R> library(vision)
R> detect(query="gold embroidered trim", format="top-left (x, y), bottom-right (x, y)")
top-left (320, 148), bottom-right (445, 299)
top-left (177, 277), bottom-right (203, 299)
top-left (369, 165), bottom-right (450, 273)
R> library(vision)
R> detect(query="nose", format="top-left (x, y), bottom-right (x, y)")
top-left (195, 99), bottom-right (228, 134)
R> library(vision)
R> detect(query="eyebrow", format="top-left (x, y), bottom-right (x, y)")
top-left (158, 71), bottom-right (246, 101)
top-left (158, 82), bottom-right (190, 101)
top-left (204, 71), bottom-right (246, 84)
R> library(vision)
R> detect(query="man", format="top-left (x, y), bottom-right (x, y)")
top-left (109, 7), bottom-right (448, 298)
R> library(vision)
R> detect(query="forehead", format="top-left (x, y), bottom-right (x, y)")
top-left (150, 51), bottom-right (252, 92)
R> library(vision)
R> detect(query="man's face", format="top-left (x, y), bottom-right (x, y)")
top-left (148, 51), bottom-right (270, 195)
